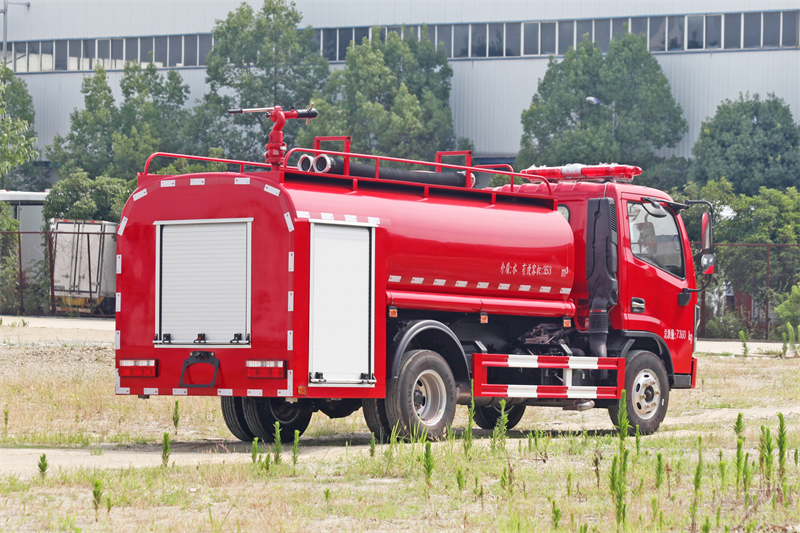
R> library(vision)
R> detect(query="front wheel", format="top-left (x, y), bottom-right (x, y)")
top-left (386, 349), bottom-right (456, 440)
top-left (608, 350), bottom-right (669, 435)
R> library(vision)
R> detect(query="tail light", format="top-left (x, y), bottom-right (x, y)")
top-left (119, 359), bottom-right (157, 377)
top-left (246, 360), bottom-right (286, 379)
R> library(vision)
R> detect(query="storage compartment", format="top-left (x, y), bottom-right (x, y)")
top-left (308, 223), bottom-right (374, 385)
top-left (155, 219), bottom-right (252, 345)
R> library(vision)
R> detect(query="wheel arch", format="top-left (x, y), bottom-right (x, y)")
top-left (619, 330), bottom-right (673, 377)
top-left (388, 320), bottom-right (470, 383)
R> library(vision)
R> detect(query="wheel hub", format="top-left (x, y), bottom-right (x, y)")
top-left (631, 369), bottom-right (661, 420)
top-left (413, 370), bottom-right (446, 426)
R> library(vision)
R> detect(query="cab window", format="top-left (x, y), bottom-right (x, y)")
top-left (627, 202), bottom-right (685, 278)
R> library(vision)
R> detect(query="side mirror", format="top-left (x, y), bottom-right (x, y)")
top-left (701, 253), bottom-right (716, 275)
top-left (701, 212), bottom-right (713, 252)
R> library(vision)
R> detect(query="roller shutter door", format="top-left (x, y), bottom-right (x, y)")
top-left (157, 221), bottom-right (250, 344)
top-left (309, 224), bottom-right (373, 384)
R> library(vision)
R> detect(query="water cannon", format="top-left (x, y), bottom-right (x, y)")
top-left (227, 105), bottom-right (318, 170)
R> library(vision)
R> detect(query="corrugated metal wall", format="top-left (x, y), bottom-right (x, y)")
top-left (8, 1), bottom-right (800, 162)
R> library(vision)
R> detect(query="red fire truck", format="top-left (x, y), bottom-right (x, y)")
top-left (115, 107), bottom-right (715, 441)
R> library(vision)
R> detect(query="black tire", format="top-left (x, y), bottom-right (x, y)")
top-left (220, 397), bottom-right (256, 442)
top-left (386, 349), bottom-right (456, 440)
top-left (319, 399), bottom-right (362, 419)
top-left (363, 399), bottom-right (393, 441)
top-left (473, 403), bottom-right (526, 431)
top-left (608, 350), bottom-right (670, 435)
top-left (243, 398), bottom-right (313, 443)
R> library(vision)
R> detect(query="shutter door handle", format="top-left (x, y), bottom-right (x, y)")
top-left (631, 297), bottom-right (646, 313)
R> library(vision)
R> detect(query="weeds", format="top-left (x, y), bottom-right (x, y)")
top-left (690, 437), bottom-right (703, 533)
top-left (778, 412), bottom-right (787, 496)
top-left (739, 330), bottom-right (749, 356)
top-left (490, 399), bottom-right (508, 454)
top-left (551, 499), bottom-right (562, 529)
top-left (369, 432), bottom-right (376, 458)
top-left (172, 400), bottom-right (180, 436)
top-left (655, 452), bottom-right (665, 491)
top-left (161, 432), bottom-right (171, 468)
top-left (292, 429), bottom-right (300, 473)
top-left (37, 453), bottom-right (47, 479)
top-left (464, 380), bottom-right (474, 456)
top-left (251, 437), bottom-right (259, 464)
top-left (456, 467), bottom-right (466, 491)
top-left (423, 441), bottom-right (434, 487)
top-left (92, 479), bottom-right (103, 518)
top-left (273, 421), bottom-right (282, 464)
top-left (3, 408), bottom-right (7, 433)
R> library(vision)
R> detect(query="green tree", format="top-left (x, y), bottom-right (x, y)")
top-left (516, 33), bottom-right (686, 181)
top-left (1, 66), bottom-right (47, 191)
top-left (690, 93), bottom-right (800, 196)
top-left (194, 0), bottom-right (329, 161)
top-left (47, 63), bottom-right (192, 180)
top-left (298, 26), bottom-right (467, 162)
top-left (0, 76), bottom-right (38, 188)
top-left (42, 170), bottom-right (131, 223)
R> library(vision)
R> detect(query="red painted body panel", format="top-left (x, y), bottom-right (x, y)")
top-left (117, 168), bottom-right (574, 399)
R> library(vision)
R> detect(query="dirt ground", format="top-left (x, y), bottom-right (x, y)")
top-left (0, 316), bottom-right (795, 475)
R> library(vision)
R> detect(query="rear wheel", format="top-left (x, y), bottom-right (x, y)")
top-left (363, 399), bottom-right (393, 441)
top-left (474, 403), bottom-right (526, 431)
top-left (608, 350), bottom-right (669, 435)
top-left (243, 398), bottom-right (313, 443)
top-left (386, 349), bottom-right (456, 440)
top-left (221, 397), bottom-right (256, 442)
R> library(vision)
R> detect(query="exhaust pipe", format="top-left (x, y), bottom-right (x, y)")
top-left (586, 198), bottom-right (619, 358)
top-left (296, 154), bottom-right (314, 172)
top-left (562, 400), bottom-right (595, 411)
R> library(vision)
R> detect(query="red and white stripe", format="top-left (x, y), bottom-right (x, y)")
top-left (472, 353), bottom-right (625, 400)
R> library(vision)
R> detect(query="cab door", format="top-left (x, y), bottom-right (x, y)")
top-left (618, 196), bottom-right (696, 374)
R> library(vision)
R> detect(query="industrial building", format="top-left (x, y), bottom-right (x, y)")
top-left (4, 0), bottom-right (799, 165)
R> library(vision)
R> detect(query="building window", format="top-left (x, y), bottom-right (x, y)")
top-left (706, 15), bottom-right (722, 49)
top-left (686, 16), bottom-right (703, 49)
top-left (668, 16), bottom-right (684, 50)
top-left (338, 28), bottom-right (352, 61)
top-left (168, 35), bottom-right (181, 66)
top-left (595, 19), bottom-right (611, 52)
top-left (112, 38), bottom-right (124, 69)
top-left (488, 23), bottom-right (503, 57)
top-left (558, 20), bottom-right (573, 54)
top-left (140, 37), bottom-right (153, 64)
top-left (612, 18), bottom-right (627, 38)
top-left (97, 39), bottom-right (110, 68)
top-left (154, 36), bottom-right (167, 67)
top-left (576, 19), bottom-right (592, 43)
top-left (505, 23), bottom-right (521, 56)
top-left (725, 13), bottom-right (741, 48)
top-left (53, 40), bottom-right (67, 71)
top-left (763, 12), bottom-right (780, 47)
top-left (649, 17), bottom-right (666, 51)
top-left (199, 34), bottom-right (213, 65)
top-left (784, 11), bottom-right (800, 47)
top-left (67, 40), bottom-right (81, 70)
top-left (472, 24), bottom-right (487, 57)
top-left (184, 35), bottom-right (197, 67)
top-left (82, 39), bottom-right (95, 70)
top-left (743, 12), bottom-right (761, 48)
top-left (403, 25), bottom-right (418, 42)
top-left (126, 37), bottom-right (138, 62)
top-left (354, 27), bottom-right (369, 46)
top-left (523, 22), bottom-right (539, 55)
top-left (41, 41), bottom-right (54, 71)
top-left (632, 17), bottom-right (648, 37)
top-left (453, 24), bottom-right (469, 58)
top-left (28, 41), bottom-right (40, 72)
top-left (436, 25), bottom-right (452, 57)
top-left (541, 22), bottom-right (556, 54)
top-left (322, 29), bottom-right (336, 61)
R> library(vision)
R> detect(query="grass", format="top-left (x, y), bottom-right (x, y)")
top-left (1, 346), bottom-right (800, 530)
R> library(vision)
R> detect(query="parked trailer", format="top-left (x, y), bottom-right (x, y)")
top-left (116, 106), bottom-right (715, 441)
top-left (52, 220), bottom-right (117, 314)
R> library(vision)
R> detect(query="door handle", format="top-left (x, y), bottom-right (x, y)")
top-left (631, 298), bottom-right (646, 313)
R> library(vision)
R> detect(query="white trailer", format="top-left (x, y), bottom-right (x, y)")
top-left (52, 220), bottom-right (117, 314)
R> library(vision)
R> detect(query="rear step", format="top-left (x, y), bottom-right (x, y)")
top-left (472, 354), bottom-right (625, 399)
